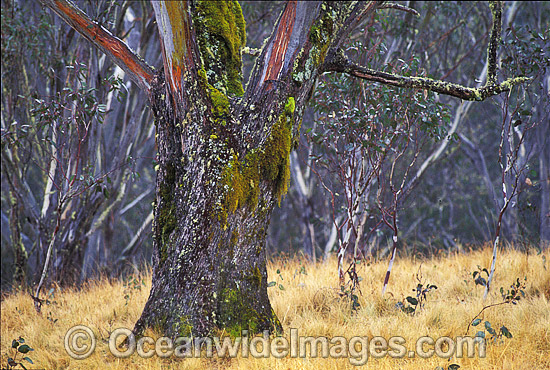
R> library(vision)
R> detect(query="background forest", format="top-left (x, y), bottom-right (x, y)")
top-left (1, 0), bottom-right (549, 291)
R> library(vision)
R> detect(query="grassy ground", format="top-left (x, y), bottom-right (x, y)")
top-left (1, 247), bottom-right (549, 370)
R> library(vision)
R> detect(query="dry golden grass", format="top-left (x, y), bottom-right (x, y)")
top-left (1, 247), bottom-right (549, 370)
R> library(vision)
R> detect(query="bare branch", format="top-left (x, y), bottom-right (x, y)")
top-left (331, 1), bottom-right (382, 51)
top-left (39, 0), bottom-right (154, 93)
top-left (323, 1), bottom-right (529, 101)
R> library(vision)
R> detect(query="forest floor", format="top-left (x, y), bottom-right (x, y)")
top-left (1, 246), bottom-right (549, 370)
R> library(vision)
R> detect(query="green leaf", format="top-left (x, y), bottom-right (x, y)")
top-left (472, 318), bottom-right (481, 326)
top-left (501, 326), bottom-right (513, 338)
top-left (267, 281), bottom-right (276, 287)
top-left (18, 344), bottom-right (33, 353)
top-left (475, 331), bottom-right (485, 338)
top-left (448, 365), bottom-right (461, 370)
top-left (484, 321), bottom-right (492, 330)
top-left (406, 296), bottom-right (418, 306)
top-left (12, 339), bottom-right (19, 348)
top-left (278, 284), bottom-right (285, 291)
top-left (23, 357), bottom-right (33, 364)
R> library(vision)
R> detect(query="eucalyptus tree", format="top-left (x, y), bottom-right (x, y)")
top-left (39, 0), bottom-right (527, 337)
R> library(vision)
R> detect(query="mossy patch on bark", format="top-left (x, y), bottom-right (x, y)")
top-left (217, 97), bottom-right (296, 225)
top-left (194, 0), bottom-right (246, 96)
top-left (217, 287), bottom-right (259, 337)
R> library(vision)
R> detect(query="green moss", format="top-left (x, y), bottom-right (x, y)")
top-left (216, 275), bottom-right (282, 337)
top-left (308, 6), bottom-right (334, 66)
top-left (218, 287), bottom-right (259, 337)
top-left (284, 95), bottom-right (295, 115)
top-left (198, 67), bottom-right (231, 126)
top-left (210, 88), bottom-right (230, 115)
top-left (194, 0), bottom-right (246, 96)
top-left (217, 97), bottom-right (295, 224)
top-left (178, 316), bottom-right (193, 337)
top-left (261, 100), bottom-right (293, 202)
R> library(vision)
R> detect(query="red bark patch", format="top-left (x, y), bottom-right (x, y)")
top-left (264, 0), bottom-right (297, 83)
top-left (55, 0), bottom-right (153, 88)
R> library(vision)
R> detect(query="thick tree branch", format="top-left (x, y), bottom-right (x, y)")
top-left (324, 1), bottom-right (529, 101)
top-left (323, 49), bottom-right (529, 101)
top-left (245, 0), bottom-right (319, 97)
top-left (39, 0), bottom-right (154, 93)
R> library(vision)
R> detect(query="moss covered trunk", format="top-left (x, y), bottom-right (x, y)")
top-left (130, 0), bottom-right (375, 338)
top-left (39, 0), bottom-right (529, 339)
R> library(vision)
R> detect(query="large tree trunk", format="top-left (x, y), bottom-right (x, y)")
top-left (133, 87), bottom-right (285, 335)
top-left (132, 0), bottom-right (333, 337)
top-left (129, 0), bottom-right (390, 337)
top-left (132, 72), bottom-right (289, 337)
